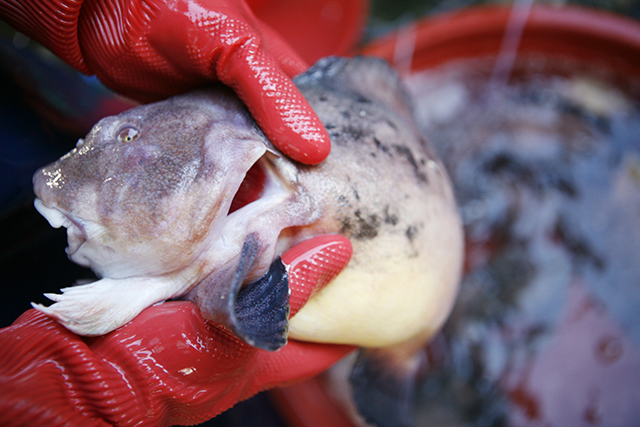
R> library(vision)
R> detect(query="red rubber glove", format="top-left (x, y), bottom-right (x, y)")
top-left (0, 235), bottom-right (354, 427)
top-left (0, 0), bottom-right (331, 164)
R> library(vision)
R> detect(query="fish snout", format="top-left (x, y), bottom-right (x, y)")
top-left (32, 163), bottom-right (67, 204)
top-left (33, 166), bottom-right (64, 225)
top-left (33, 165), bottom-right (92, 260)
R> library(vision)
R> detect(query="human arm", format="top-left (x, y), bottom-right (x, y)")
top-left (0, 0), bottom-right (331, 164)
top-left (0, 235), bottom-right (354, 427)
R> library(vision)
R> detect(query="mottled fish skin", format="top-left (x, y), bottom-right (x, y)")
top-left (286, 58), bottom-right (463, 350)
top-left (32, 57), bottom-right (463, 353)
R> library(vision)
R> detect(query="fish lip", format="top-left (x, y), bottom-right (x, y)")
top-left (34, 198), bottom-right (89, 257)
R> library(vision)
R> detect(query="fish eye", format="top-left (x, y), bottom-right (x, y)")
top-left (117, 126), bottom-right (140, 143)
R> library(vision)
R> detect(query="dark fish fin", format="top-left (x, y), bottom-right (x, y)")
top-left (349, 346), bottom-right (427, 427)
top-left (185, 233), bottom-right (290, 351)
top-left (234, 255), bottom-right (290, 350)
top-left (295, 56), bottom-right (413, 118)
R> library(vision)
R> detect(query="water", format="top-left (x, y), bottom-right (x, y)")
top-left (404, 57), bottom-right (640, 426)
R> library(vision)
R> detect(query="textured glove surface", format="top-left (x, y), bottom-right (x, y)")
top-left (0, 235), bottom-right (354, 427)
top-left (0, 0), bottom-right (331, 164)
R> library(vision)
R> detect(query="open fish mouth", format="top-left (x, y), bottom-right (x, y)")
top-left (228, 158), bottom-right (269, 214)
top-left (33, 198), bottom-right (89, 260)
top-left (225, 152), bottom-right (296, 227)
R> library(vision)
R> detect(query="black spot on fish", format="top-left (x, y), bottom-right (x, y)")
top-left (393, 144), bottom-right (428, 183)
top-left (342, 110), bottom-right (351, 119)
top-left (384, 118), bottom-right (398, 130)
top-left (340, 217), bottom-right (352, 235)
top-left (325, 124), bottom-right (336, 130)
top-left (405, 224), bottom-right (422, 258)
top-left (406, 225), bottom-right (418, 243)
top-left (344, 126), bottom-right (365, 141)
top-left (356, 219), bottom-right (379, 239)
top-left (374, 137), bottom-right (391, 156)
top-left (352, 187), bottom-right (360, 201)
top-left (341, 210), bottom-right (380, 240)
top-left (383, 206), bottom-right (398, 226)
top-left (356, 94), bottom-right (372, 104)
top-left (319, 95), bottom-right (328, 102)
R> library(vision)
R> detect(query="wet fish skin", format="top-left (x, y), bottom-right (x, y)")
top-left (32, 56), bottom-right (463, 427)
top-left (285, 57), bottom-right (463, 349)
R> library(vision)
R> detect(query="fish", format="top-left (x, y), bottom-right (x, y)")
top-left (32, 56), bottom-right (464, 427)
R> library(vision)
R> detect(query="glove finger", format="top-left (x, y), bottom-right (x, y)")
top-left (217, 41), bottom-right (331, 164)
top-left (281, 235), bottom-right (352, 317)
top-left (238, 235), bottom-right (354, 398)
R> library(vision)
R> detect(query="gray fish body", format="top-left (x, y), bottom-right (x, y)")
top-left (32, 57), bottom-right (463, 352)
top-left (282, 58), bottom-right (463, 347)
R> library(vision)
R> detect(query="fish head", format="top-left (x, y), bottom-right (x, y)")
top-left (33, 90), bottom-right (269, 279)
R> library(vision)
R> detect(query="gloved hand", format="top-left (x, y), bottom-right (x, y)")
top-left (0, 0), bottom-right (331, 164)
top-left (0, 235), bottom-right (354, 427)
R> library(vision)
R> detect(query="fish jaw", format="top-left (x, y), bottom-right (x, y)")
top-left (30, 93), bottom-right (277, 280)
top-left (33, 166), bottom-right (92, 267)
top-left (33, 197), bottom-right (108, 271)
top-left (33, 198), bottom-right (86, 254)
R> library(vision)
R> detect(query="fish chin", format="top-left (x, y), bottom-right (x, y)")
top-left (66, 226), bottom-right (92, 268)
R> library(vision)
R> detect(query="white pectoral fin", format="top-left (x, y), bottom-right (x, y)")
top-left (32, 276), bottom-right (182, 336)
